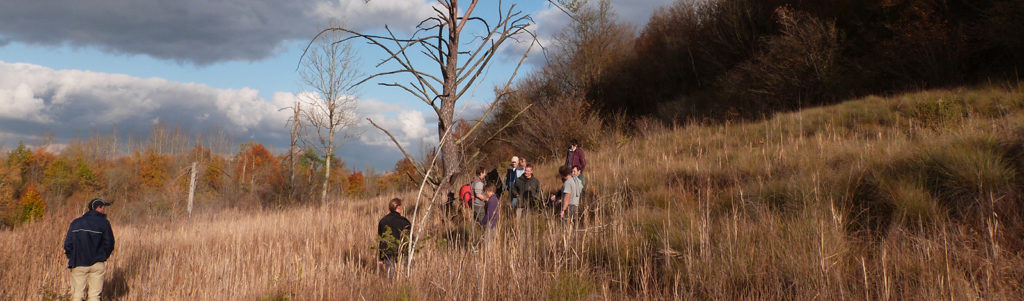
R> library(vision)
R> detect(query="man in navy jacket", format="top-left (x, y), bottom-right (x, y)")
top-left (64, 198), bottom-right (115, 301)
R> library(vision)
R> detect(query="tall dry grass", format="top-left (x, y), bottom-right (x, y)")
top-left (3, 86), bottom-right (1024, 300)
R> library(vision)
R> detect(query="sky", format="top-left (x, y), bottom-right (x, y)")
top-left (0, 0), bottom-right (674, 171)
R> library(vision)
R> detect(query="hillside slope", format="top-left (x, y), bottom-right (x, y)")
top-left (2, 86), bottom-right (1022, 299)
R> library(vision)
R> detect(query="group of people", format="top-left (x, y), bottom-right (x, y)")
top-left (374, 139), bottom-right (587, 277)
top-left (469, 139), bottom-right (587, 228)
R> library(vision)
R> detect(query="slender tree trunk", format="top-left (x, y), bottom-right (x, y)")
top-left (321, 128), bottom-right (333, 206)
top-left (187, 161), bottom-right (197, 218)
top-left (289, 102), bottom-right (300, 190)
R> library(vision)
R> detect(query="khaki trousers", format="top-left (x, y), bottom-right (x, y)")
top-left (70, 261), bottom-right (105, 301)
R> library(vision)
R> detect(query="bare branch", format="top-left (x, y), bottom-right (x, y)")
top-left (366, 118), bottom-right (429, 179)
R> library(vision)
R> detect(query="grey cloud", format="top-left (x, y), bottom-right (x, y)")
top-left (0, 0), bottom-right (433, 65)
top-left (0, 61), bottom-right (292, 149)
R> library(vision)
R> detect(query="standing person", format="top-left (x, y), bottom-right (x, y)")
top-left (551, 166), bottom-right (582, 222)
top-left (504, 156), bottom-right (524, 208)
top-left (511, 164), bottom-right (541, 219)
top-left (564, 139), bottom-right (586, 183)
top-left (471, 167), bottom-right (488, 224)
top-left (64, 198), bottom-right (115, 301)
top-left (378, 198), bottom-right (412, 280)
top-left (571, 165), bottom-right (585, 199)
top-left (480, 183), bottom-right (500, 229)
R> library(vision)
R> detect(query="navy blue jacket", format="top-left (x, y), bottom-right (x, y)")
top-left (63, 210), bottom-right (115, 269)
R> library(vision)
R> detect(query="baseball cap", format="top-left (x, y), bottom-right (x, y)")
top-left (511, 156), bottom-right (519, 163)
top-left (88, 198), bottom-right (112, 211)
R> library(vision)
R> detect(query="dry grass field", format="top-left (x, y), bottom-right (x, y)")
top-left (2, 86), bottom-right (1024, 300)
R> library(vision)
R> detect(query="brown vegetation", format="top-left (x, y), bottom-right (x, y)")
top-left (3, 86), bottom-right (1022, 299)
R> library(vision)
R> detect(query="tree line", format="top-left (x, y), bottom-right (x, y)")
top-left (0, 127), bottom-right (421, 228)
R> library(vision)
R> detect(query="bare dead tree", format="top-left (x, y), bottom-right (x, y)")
top-left (278, 101), bottom-right (303, 192)
top-left (303, 0), bottom-right (537, 198)
top-left (300, 28), bottom-right (361, 206)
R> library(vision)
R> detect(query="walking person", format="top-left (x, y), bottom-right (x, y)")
top-left (511, 164), bottom-right (541, 219)
top-left (378, 198), bottom-right (412, 280)
top-left (504, 156), bottom-right (525, 209)
top-left (64, 198), bottom-right (115, 301)
top-left (551, 166), bottom-right (582, 223)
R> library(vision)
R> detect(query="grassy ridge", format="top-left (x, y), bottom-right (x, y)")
top-left (2, 86), bottom-right (1023, 299)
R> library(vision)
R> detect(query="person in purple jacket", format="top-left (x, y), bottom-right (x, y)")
top-left (564, 139), bottom-right (586, 183)
top-left (480, 183), bottom-right (499, 229)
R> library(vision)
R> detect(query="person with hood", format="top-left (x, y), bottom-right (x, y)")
top-left (64, 198), bottom-right (115, 301)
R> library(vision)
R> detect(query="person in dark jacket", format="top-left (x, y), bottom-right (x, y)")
top-left (378, 198), bottom-right (411, 280)
top-left (511, 164), bottom-right (541, 219)
top-left (504, 156), bottom-right (524, 208)
top-left (64, 198), bottom-right (115, 301)
top-left (564, 139), bottom-right (586, 178)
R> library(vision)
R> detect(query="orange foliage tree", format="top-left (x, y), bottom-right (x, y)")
top-left (135, 149), bottom-right (170, 190)
top-left (234, 142), bottom-right (284, 198)
top-left (345, 171), bottom-right (365, 198)
top-left (390, 157), bottom-right (419, 192)
top-left (15, 184), bottom-right (45, 224)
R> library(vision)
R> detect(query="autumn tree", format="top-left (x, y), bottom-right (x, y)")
top-left (391, 157), bottom-right (419, 191)
top-left (5, 142), bottom-right (32, 190)
top-left (15, 184), bottom-right (44, 224)
top-left (300, 26), bottom-right (361, 206)
top-left (43, 158), bottom-right (74, 198)
top-left (234, 142), bottom-right (285, 203)
top-left (136, 149), bottom-right (170, 190)
top-left (345, 171), bottom-right (365, 198)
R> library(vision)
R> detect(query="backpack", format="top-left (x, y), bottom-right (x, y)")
top-left (459, 179), bottom-right (481, 208)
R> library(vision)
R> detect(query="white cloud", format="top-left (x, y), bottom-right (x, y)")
top-left (0, 83), bottom-right (49, 123)
top-left (355, 98), bottom-right (437, 152)
top-left (398, 110), bottom-right (428, 140)
top-left (0, 60), bottom-right (291, 144)
top-left (0, 61), bottom-right (449, 170)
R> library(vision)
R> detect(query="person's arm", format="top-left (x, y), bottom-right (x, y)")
top-left (474, 182), bottom-right (487, 201)
top-left (100, 222), bottom-right (114, 261)
top-left (511, 178), bottom-right (523, 199)
top-left (560, 192), bottom-right (571, 218)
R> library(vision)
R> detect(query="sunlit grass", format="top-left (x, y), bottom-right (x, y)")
top-left (3, 86), bottom-right (1023, 299)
